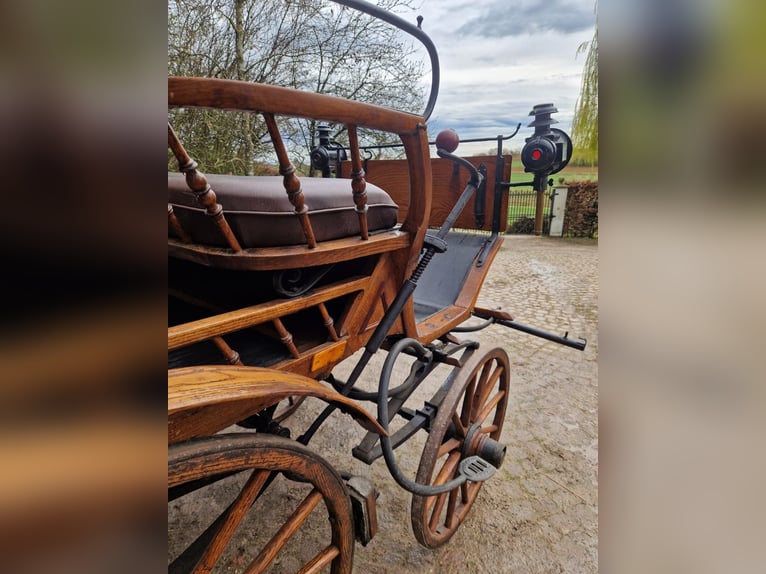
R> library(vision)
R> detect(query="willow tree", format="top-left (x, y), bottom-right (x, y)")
top-left (572, 3), bottom-right (598, 167)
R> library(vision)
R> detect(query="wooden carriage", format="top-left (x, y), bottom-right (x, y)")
top-left (167, 72), bottom-right (519, 568)
top-left (168, 2), bottom-right (582, 572)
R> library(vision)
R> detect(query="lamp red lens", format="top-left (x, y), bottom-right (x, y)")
top-left (531, 149), bottom-right (542, 160)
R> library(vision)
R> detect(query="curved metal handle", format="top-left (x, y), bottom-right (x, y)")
top-left (376, 338), bottom-right (472, 496)
top-left (330, 0), bottom-right (440, 120)
top-left (436, 148), bottom-right (481, 187)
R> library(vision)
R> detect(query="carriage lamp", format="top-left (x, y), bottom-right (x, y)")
top-left (520, 103), bottom-right (573, 179)
top-left (310, 123), bottom-right (348, 178)
top-left (520, 103), bottom-right (573, 235)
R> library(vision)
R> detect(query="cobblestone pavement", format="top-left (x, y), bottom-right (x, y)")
top-left (169, 235), bottom-right (598, 573)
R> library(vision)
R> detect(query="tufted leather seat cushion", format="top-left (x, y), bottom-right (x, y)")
top-left (169, 173), bottom-right (399, 248)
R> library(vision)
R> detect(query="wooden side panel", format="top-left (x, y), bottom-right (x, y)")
top-left (341, 155), bottom-right (511, 232)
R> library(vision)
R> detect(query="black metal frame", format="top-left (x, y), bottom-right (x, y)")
top-left (330, 0), bottom-right (441, 121)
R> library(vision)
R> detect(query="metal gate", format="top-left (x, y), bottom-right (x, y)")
top-left (506, 189), bottom-right (553, 234)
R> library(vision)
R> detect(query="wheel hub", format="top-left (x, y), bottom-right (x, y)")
top-left (462, 423), bottom-right (507, 469)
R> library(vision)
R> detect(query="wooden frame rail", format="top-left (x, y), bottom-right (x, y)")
top-left (168, 277), bottom-right (369, 352)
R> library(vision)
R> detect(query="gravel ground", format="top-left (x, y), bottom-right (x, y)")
top-left (169, 235), bottom-right (598, 573)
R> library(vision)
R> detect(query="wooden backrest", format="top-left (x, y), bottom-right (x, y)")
top-left (340, 154), bottom-right (511, 232)
top-left (168, 76), bottom-right (432, 271)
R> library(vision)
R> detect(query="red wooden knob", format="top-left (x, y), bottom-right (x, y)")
top-left (435, 129), bottom-right (459, 153)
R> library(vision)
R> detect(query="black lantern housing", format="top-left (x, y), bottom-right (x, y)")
top-left (520, 103), bottom-right (572, 179)
top-left (309, 123), bottom-right (348, 178)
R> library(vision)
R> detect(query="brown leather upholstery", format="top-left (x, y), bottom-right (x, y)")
top-left (169, 173), bottom-right (399, 248)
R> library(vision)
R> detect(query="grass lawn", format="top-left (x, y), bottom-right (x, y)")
top-left (509, 164), bottom-right (598, 185)
top-left (505, 165), bottom-right (597, 225)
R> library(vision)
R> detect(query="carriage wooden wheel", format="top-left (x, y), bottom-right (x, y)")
top-left (411, 347), bottom-right (510, 548)
top-left (169, 433), bottom-right (354, 574)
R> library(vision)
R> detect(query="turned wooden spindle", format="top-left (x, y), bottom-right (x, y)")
top-left (167, 123), bottom-right (243, 252)
top-left (263, 113), bottom-right (317, 249)
top-left (347, 125), bottom-right (369, 240)
top-left (317, 303), bottom-right (340, 342)
top-left (211, 336), bottom-right (243, 365)
top-left (168, 204), bottom-right (192, 243)
top-left (272, 318), bottom-right (300, 359)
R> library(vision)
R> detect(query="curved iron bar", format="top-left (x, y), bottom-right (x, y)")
top-left (435, 148), bottom-right (480, 190)
top-left (338, 128), bottom-right (524, 152)
top-left (272, 264), bottom-right (335, 298)
top-left (330, 0), bottom-right (440, 120)
top-left (327, 357), bottom-right (430, 402)
top-left (450, 317), bottom-right (495, 333)
top-left (376, 338), bottom-right (472, 496)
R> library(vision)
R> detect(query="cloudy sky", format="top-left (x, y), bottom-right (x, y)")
top-left (396, 0), bottom-right (596, 155)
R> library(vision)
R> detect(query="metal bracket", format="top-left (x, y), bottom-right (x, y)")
top-left (346, 476), bottom-right (379, 546)
top-left (414, 401), bottom-right (438, 431)
top-left (351, 393), bottom-right (443, 465)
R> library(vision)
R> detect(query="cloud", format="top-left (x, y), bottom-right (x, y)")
top-left (400, 0), bottom-right (595, 154)
top-left (456, 0), bottom-right (594, 37)
top-left (425, 67), bottom-right (583, 156)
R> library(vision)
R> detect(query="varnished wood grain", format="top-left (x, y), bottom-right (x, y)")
top-left (211, 336), bottom-right (243, 365)
top-left (168, 277), bottom-right (369, 351)
top-left (472, 305), bottom-right (514, 321)
top-left (317, 303), bottom-right (339, 341)
top-left (167, 76), bottom-right (435, 391)
top-left (334, 252), bottom-right (403, 340)
top-left (397, 131), bottom-right (432, 269)
top-left (168, 76), bottom-right (424, 134)
top-left (168, 365), bottom-right (386, 442)
top-left (272, 317), bottom-right (300, 359)
top-left (168, 230), bottom-right (410, 271)
top-left (168, 434), bottom-right (355, 573)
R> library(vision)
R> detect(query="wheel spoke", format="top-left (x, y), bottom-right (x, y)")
top-left (296, 545), bottom-right (340, 574)
top-left (432, 451), bottom-right (461, 487)
top-left (477, 360), bottom-right (493, 392)
top-left (428, 490), bottom-right (450, 531)
top-left (170, 469), bottom-right (271, 574)
top-left (244, 488), bottom-right (323, 574)
top-left (192, 469), bottom-right (271, 573)
top-left (476, 390), bottom-right (506, 424)
top-left (444, 488), bottom-right (459, 529)
top-left (479, 424), bottom-right (499, 435)
top-left (437, 437), bottom-right (462, 458)
top-left (459, 373), bottom-right (478, 427)
top-left (472, 364), bottom-right (503, 420)
top-left (451, 411), bottom-right (467, 438)
top-left (170, 434), bottom-right (353, 573)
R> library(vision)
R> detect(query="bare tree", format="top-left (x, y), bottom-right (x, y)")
top-left (168, 0), bottom-right (426, 174)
